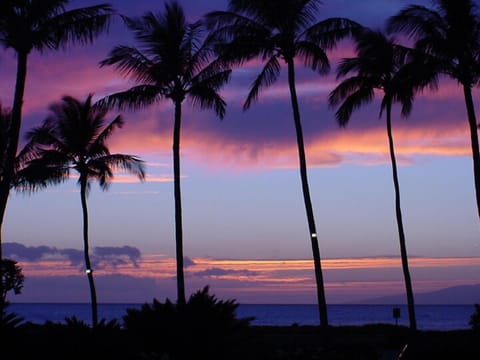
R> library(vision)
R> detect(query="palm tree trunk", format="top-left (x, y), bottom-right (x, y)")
top-left (0, 189), bottom-right (8, 314)
top-left (286, 59), bottom-right (328, 328)
top-left (385, 101), bottom-right (416, 331)
top-left (463, 85), bottom-right (480, 221)
top-left (173, 100), bottom-right (186, 306)
top-left (80, 177), bottom-right (98, 327)
top-left (0, 50), bottom-right (29, 314)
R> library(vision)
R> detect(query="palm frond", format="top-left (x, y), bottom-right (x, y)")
top-left (189, 87), bottom-right (228, 120)
top-left (296, 40), bottom-right (329, 74)
top-left (191, 66), bottom-right (232, 92)
top-left (89, 154), bottom-right (146, 188)
top-left (334, 86), bottom-right (375, 126)
top-left (89, 114), bottom-right (124, 155)
top-left (39, 3), bottom-right (115, 50)
top-left (387, 5), bottom-right (445, 42)
top-left (15, 151), bottom-right (70, 192)
top-left (189, 68), bottom-right (231, 118)
top-left (204, 10), bottom-right (261, 35)
top-left (244, 55), bottom-right (280, 110)
top-left (328, 76), bottom-right (369, 107)
top-left (96, 85), bottom-right (165, 112)
top-left (306, 17), bottom-right (363, 50)
top-left (25, 124), bottom-right (69, 156)
top-left (204, 11), bottom-right (271, 67)
top-left (99, 45), bottom-right (155, 84)
top-left (336, 57), bottom-right (363, 79)
top-left (292, 0), bottom-right (322, 32)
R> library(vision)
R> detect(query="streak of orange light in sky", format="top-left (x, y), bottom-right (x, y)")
top-left (19, 256), bottom-right (480, 278)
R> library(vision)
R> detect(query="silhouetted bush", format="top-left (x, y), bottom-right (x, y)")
top-left (470, 304), bottom-right (480, 332)
top-left (5, 316), bottom-right (129, 360)
top-left (123, 286), bottom-right (253, 359)
top-left (0, 306), bottom-right (23, 330)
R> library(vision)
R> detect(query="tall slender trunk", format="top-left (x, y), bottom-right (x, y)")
top-left (173, 100), bottom-right (186, 305)
top-left (463, 84), bottom-right (480, 221)
top-left (0, 186), bottom-right (8, 315)
top-left (80, 177), bottom-right (98, 327)
top-left (385, 101), bottom-right (416, 331)
top-left (286, 59), bottom-right (328, 328)
top-left (0, 50), bottom-right (29, 313)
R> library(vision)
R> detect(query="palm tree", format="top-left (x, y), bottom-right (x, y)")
top-left (0, 0), bottom-right (114, 308)
top-left (204, 0), bottom-right (360, 328)
top-left (19, 94), bottom-right (145, 327)
top-left (328, 29), bottom-right (420, 331)
top-left (387, 0), bottom-right (480, 221)
top-left (98, 1), bottom-right (231, 305)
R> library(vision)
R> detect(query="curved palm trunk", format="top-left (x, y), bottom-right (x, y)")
top-left (463, 85), bottom-right (480, 221)
top-left (286, 59), bottom-right (328, 328)
top-left (385, 101), bottom-right (416, 331)
top-left (173, 100), bottom-right (186, 306)
top-left (80, 177), bottom-right (98, 327)
top-left (0, 50), bottom-right (29, 313)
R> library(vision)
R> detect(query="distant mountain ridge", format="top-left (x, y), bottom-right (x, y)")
top-left (361, 284), bottom-right (480, 305)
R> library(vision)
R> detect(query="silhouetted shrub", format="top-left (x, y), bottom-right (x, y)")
top-left (0, 307), bottom-right (23, 330)
top-left (14, 316), bottom-right (128, 360)
top-left (470, 304), bottom-right (480, 332)
top-left (123, 286), bottom-right (253, 359)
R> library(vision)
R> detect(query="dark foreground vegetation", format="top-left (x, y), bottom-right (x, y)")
top-left (1, 321), bottom-right (480, 359)
top-left (2, 288), bottom-right (480, 360)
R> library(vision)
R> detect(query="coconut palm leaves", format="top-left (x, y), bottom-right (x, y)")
top-left (205, 0), bottom-right (360, 328)
top-left (99, 1), bottom-right (231, 305)
top-left (329, 29), bottom-right (420, 331)
top-left (387, 0), bottom-right (480, 221)
top-left (20, 95), bottom-right (145, 327)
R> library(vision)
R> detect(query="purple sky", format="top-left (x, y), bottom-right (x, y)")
top-left (2, 0), bottom-right (480, 304)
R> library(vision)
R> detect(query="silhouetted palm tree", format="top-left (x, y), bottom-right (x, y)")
top-left (205, 0), bottom-right (360, 328)
top-left (20, 95), bottom-right (145, 327)
top-left (387, 0), bottom-right (480, 221)
top-left (99, 1), bottom-right (231, 305)
top-left (329, 29), bottom-right (419, 331)
top-left (0, 0), bottom-right (114, 307)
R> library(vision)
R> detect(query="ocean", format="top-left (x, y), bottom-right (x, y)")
top-left (7, 303), bottom-right (475, 330)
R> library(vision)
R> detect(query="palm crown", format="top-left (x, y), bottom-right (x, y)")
top-left (205, 0), bottom-right (359, 109)
top-left (99, 1), bottom-right (231, 116)
top-left (20, 95), bottom-right (145, 191)
top-left (329, 29), bottom-right (416, 124)
top-left (387, 0), bottom-right (480, 87)
top-left (0, 0), bottom-right (114, 54)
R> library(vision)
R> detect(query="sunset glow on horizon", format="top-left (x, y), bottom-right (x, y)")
top-left (10, 254), bottom-right (480, 304)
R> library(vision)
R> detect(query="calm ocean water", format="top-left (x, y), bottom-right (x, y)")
top-left (7, 303), bottom-right (475, 330)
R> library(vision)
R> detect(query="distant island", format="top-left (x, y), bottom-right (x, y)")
top-left (361, 284), bottom-right (480, 305)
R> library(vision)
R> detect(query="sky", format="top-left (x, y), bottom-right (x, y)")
top-left (2, 0), bottom-right (480, 306)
